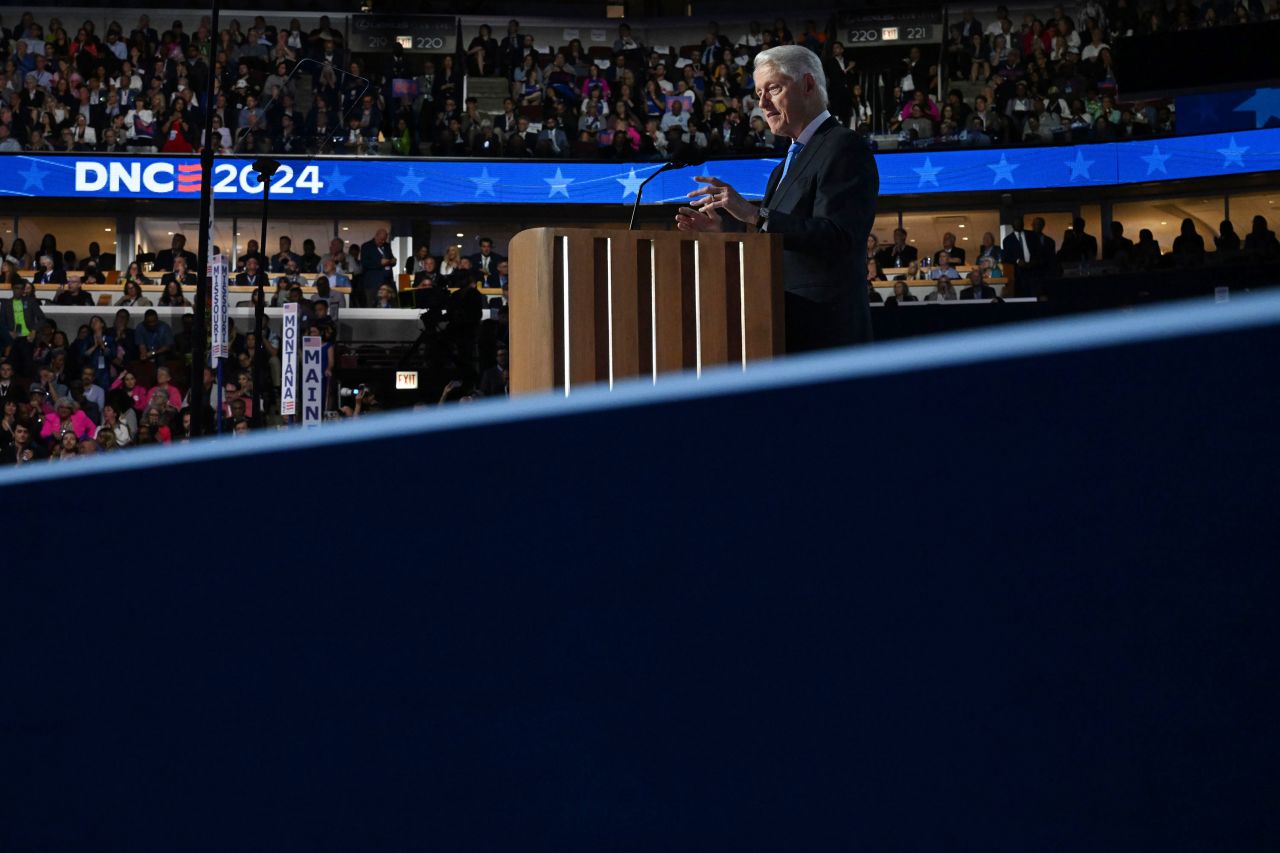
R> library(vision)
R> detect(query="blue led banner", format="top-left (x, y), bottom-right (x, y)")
top-left (2, 128), bottom-right (1278, 205)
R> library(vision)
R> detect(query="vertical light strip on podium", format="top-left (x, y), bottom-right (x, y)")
top-left (561, 234), bottom-right (571, 396)
top-left (649, 241), bottom-right (658, 384)
top-left (738, 242), bottom-right (748, 369)
top-left (693, 241), bottom-right (702, 378)
top-left (605, 237), bottom-right (614, 389)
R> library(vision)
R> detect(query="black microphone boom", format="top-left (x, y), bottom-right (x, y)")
top-left (627, 157), bottom-right (706, 231)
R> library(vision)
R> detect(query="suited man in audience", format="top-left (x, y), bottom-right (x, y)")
top-left (270, 236), bottom-right (302, 273)
top-left (33, 254), bottom-right (67, 285)
top-left (1029, 217), bottom-right (1057, 273)
top-left (960, 268), bottom-right (998, 300)
top-left (1103, 221), bottom-right (1135, 263)
top-left (1003, 216), bottom-right (1054, 297)
top-left (875, 228), bottom-right (918, 270)
top-left (1057, 217), bottom-right (1098, 265)
top-left (676, 46), bottom-right (879, 351)
top-left (234, 256), bottom-right (267, 289)
top-left (932, 231), bottom-right (966, 265)
top-left (359, 228), bottom-right (397, 307)
top-left (154, 233), bottom-right (198, 272)
top-left (467, 237), bottom-right (505, 284)
top-left (161, 257), bottom-right (198, 290)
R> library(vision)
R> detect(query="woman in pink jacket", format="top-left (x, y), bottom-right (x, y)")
top-left (111, 370), bottom-right (150, 412)
top-left (41, 398), bottom-right (97, 443)
top-left (150, 366), bottom-right (183, 410)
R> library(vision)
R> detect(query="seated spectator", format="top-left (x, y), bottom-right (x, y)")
top-left (977, 232), bottom-right (1002, 265)
top-left (52, 278), bottom-right (94, 306)
top-left (319, 259), bottom-right (350, 293)
top-left (134, 310), bottom-right (175, 363)
top-left (75, 365), bottom-right (106, 420)
top-left (33, 255), bottom-right (67, 285)
top-left (111, 370), bottom-right (149, 413)
top-left (161, 256), bottom-right (197, 291)
top-left (960, 269), bottom-right (999, 300)
top-left (1215, 220), bottom-right (1241, 253)
top-left (1133, 229), bottom-right (1162, 266)
top-left (866, 280), bottom-right (883, 304)
top-left (1171, 218), bottom-right (1206, 257)
top-left (877, 229), bottom-right (919, 269)
top-left (885, 281), bottom-right (919, 306)
top-left (960, 114), bottom-right (992, 146)
top-left (927, 253), bottom-right (962, 280)
top-left (923, 279), bottom-right (960, 301)
top-left (902, 103), bottom-right (935, 141)
top-left (372, 283), bottom-right (399, 308)
top-left (479, 344), bottom-right (509, 397)
top-left (269, 277), bottom-right (293, 307)
top-left (140, 404), bottom-right (173, 444)
top-left (1245, 215), bottom-right (1280, 253)
top-left (1103, 221), bottom-right (1135, 262)
top-left (297, 239), bottom-right (321, 274)
top-left (158, 279), bottom-right (188, 307)
top-left (979, 257), bottom-right (1004, 281)
top-left (41, 397), bottom-right (96, 443)
top-left (49, 430), bottom-right (83, 461)
top-left (933, 232), bottom-right (966, 265)
top-left (98, 401), bottom-right (135, 447)
top-left (270, 236), bottom-right (301, 273)
top-left (745, 115), bottom-right (777, 151)
top-left (535, 116), bottom-right (569, 157)
top-left (155, 234), bottom-right (197, 272)
top-left (472, 123), bottom-right (503, 156)
top-left (660, 99), bottom-right (691, 135)
top-left (892, 260), bottom-right (923, 281)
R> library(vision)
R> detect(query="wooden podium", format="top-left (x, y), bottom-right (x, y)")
top-left (509, 228), bottom-right (784, 394)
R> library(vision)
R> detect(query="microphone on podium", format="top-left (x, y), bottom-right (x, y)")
top-left (628, 156), bottom-right (707, 231)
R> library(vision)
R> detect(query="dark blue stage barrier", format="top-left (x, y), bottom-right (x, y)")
top-left (3, 295), bottom-right (1279, 851)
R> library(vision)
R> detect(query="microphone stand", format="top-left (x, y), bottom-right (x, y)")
top-left (628, 161), bottom-right (693, 230)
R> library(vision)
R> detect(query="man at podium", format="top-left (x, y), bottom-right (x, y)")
top-left (676, 45), bottom-right (879, 352)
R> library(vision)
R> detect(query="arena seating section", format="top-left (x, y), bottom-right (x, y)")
top-left (2, 3), bottom-right (1280, 459)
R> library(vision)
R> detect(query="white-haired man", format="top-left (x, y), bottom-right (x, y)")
top-left (676, 45), bottom-right (879, 350)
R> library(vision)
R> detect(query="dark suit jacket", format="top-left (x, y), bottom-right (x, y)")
top-left (960, 284), bottom-right (998, 300)
top-left (359, 240), bottom-right (396, 292)
top-left (34, 269), bottom-right (67, 285)
top-left (154, 249), bottom-right (198, 271)
top-left (1002, 230), bottom-right (1034, 265)
top-left (933, 247), bottom-right (967, 265)
top-left (467, 251), bottom-right (505, 278)
top-left (1030, 231), bottom-right (1056, 268)
top-left (234, 272), bottom-right (267, 290)
top-left (1103, 235), bottom-right (1135, 260)
top-left (757, 116), bottom-right (879, 350)
top-left (875, 244), bottom-right (918, 270)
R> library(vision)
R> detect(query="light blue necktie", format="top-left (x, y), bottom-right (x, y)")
top-left (780, 141), bottom-right (805, 182)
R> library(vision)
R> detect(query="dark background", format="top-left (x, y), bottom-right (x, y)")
top-left (2, 300), bottom-right (1279, 851)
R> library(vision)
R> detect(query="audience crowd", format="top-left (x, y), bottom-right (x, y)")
top-left (6, 1), bottom-right (1273, 163)
top-left (0, 228), bottom-right (513, 462)
top-left (864, 212), bottom-right (1280, 300)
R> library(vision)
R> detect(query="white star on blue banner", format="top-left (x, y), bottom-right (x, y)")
top-left (545, 167), bottom-right (574, 198)
top-left (988, 154), bottom-right (1019, 185)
